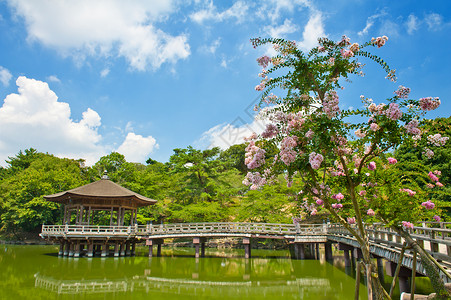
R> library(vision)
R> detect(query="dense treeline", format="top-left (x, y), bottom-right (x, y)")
top-left (0, 117), bottom-right (449, 238)
top-left (0, 144), bottom-right (299, 237)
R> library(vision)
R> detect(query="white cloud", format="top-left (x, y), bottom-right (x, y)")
top-left (264, 19), bottom-right (299, 38)
top-left (200, 38), bottom-right (221, 54)
top-left (116, 132), bottom-right (158, 163)
top-left (8, 0), bottom-right (190, 71)
top-left (357, 11), bottom-right (387, 37)
top-left (100, 68), bottom-right (110, 77)
top-left (425, 13), bottom-right (443, 31)
top-left (46, 75), bottom-right (60, 83)
top-left (257, 0), bottom-right (311, 23)
top-left (0, 66), bottom-right (12, 86)
top-left (195, 118), bottom-right (266, 150)
top-left (297, 11), bottom-right (326, 51)
top-left (379, 20), bottom-right (400, 38)
top-left (220, 58), bottom-right (228, 68)
top-left (190, 1), bottom-right (248, 24)
top-left (406, 14), bottom-right (419, 35)
top-left (0, 76), bottom-right (158, 166)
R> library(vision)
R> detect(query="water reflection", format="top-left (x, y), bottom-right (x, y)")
top-left (1, 245), bottom-right (366, 300)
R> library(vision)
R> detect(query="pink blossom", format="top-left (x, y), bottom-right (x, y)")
top-left (423, 148), bottom-right (434, 159)
top-left (405, 119), bottom-right (421, 135)
top-left (370, 123), bottom-right (380, 131)
top-left (368, 161), bottom-right (376, 171)
top-left (394, 85), bottom-right (411, 99)
top-left (311, 209), bottom-right (318, 216)
top-left (367, 209), bottom-right (375, 216)
top-left (433, 215), bottom-right (441, 222)
top-left (280, 136), bottom-right (298, 166)
top-left (245, 141), bottom-right (266, 169)
top-left (421, 200), bottom-right (435, 210)
top-left (309, 152), bottom-right (324, 170)
top-left (331, 203), bottom-right (343, 209)
top-left (261, 124), bottom-right (279, 139)
top-left (426, 183), bottom-right (435, 189)
top-left (400, 188), bottom-right (416, 197)
top-left (359, 190), bottom-right (367, 196)
top-left (402, 221), bottom-right (414, 229)
top-left (340, 48), bottom-right (354, 58)
top-left (322, 90), bottom-right (341, 118)
top-left (292, 216), bottom-right (302, 224)
top-left (350, 43), bottom-right (359, 53)
top-left (386, 103), bottom-right (403, 120)
top-left (243, 172), bottom-right (267, 190)
top-left (256, 55), bottom-right (271, 68)
top-left (316, 199), bottom-right (324, 206)
top-left (305, 129), bottom-right (314, 139)
top-left (371, 36), bottom-right (388, 48)
top-left (387, 157), bottom-right (397, 164)
top-left (347, 217), bottom-right (356, 224)
top-left (436, 182), bottom-right (444, 187)
top-left (427, 134), bottom-right (449, 147)
top-left (428, 171), bottom-right (439, 182)
top-left (332, 193), bottom-right (344, 201)
top-left (434, 170), bottom-right (442, 176)
top-left (355, 129), bottom-right (366, 138)
top-left (419, 97), bottom-right (441, 111)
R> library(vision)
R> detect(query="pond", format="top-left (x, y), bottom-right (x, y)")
top-left (0, 244), bottom-right (433, 299)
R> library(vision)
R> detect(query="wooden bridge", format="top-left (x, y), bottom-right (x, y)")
top-left (41, 222), bottom-right (451, 286)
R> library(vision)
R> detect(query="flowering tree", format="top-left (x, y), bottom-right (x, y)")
top-left (244, 35), bottom-right (449, 299)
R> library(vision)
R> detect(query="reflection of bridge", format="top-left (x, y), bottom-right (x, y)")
top-left (34, 273), bottom-right (331, 296)
top-left (41, 222), bottom-right (451, 286)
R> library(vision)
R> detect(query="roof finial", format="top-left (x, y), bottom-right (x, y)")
top-left (101, 170), bottom-right (109, 180)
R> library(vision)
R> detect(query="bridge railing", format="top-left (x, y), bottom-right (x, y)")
top-left (41, 224), bottom-right (133, 236)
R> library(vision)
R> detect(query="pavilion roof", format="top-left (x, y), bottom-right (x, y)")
top-left (44, 178), bottom-right (157, 207)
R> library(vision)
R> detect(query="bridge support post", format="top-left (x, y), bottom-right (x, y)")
top-left (87, 241), bottom-right (94, 257)
top-left (114, 242), bottom-right (120, 257)
top-left (376, 257), bottom-right (385, 283)
top-left (243, 237), bottom-right (251, 259)
top-left (343, 250), bottom-right (351, 267)
top-left (120, 241), bottom-right (125, 256)
top-left (63, 240), bottom-right (69, 256)
top-left (125, 241), bottom-right (131, 256)
top-left (325, 242), bottom-right (333, 261)
top-left (58, 240), bottom-right (64, 256)
top-left (316, 243), bottom-right (320, 260)
top-left (68, 242), bottom-right (74, 257)
top-left (193, 237), bottom-right (206, 258)
top-left (74, 240), bottom-right (80, 257)
top-left (101, 242), bottom-right (107, 257)
top-left (131, 241), bottom-right (136, 256)
top-left (157, 244), bottom-right (162, 257)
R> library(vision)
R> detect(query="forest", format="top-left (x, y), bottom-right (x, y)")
top-left (0, 117), bottom-right (449, 239)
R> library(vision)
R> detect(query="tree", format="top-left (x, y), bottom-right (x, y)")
top-left (0, 152), bottom-right (87, 235)
top-left (245, 36), bottom-right (449, 298)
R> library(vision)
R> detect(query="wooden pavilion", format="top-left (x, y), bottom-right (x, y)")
top-left (43, 174), bottom-right (156, 257)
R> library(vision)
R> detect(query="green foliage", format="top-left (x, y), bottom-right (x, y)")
top-left (0, 152), bottom-right (87, 234)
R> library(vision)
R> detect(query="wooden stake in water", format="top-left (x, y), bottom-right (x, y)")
top-left (390, 242), bottom-right (407, 298)
top-left (355, 261), bottom-right (361, 300)
top-left (410, 250), bottom-right (417, 300)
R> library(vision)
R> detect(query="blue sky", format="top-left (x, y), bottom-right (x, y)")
top-left (0, 0), bottom-right (450, 166)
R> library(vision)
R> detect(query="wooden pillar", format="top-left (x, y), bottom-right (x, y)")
top-left (345, 250), bottom-right (353, 267)
top-left (243, 237), bottom-right (251, 259)
top-left (157, 244), bottom-right (162, 257)
top-left (101, 242), bottom-right (108, 257)
top-left (131, 241), bottom-right (136, 256)
top-left (201, 242), bottom-right (206, 257)
top-left (74, 240), bottom-right (80, 257)
top-left (114, 242), bottom-right (120, 257)
top-left (58, 240), bottom-right (64, 256)
top-left (299, 244), bottom-right (305, 259)
top-left (87, 206), bottom-right (91, 225)
top-left (117, 207), bottom-right (121, 225)
top-left (316, 243), bottom-right (320, 260)
top-left (87, 242), bottom-right (94, 257)
top-left (68, 242), bottom-right (74, 257)
top-left (126, 241), bottom-right (131, 256)
top-left (120, 241), bottom-right (125, 256)
top-left (109, 207), bottom-right (114, 226)
top-left (63, 240), bottom-right (69, 256)
top-left (325, 242), bottom-right (333, 261)
top-left (376, 257), bottom-right (385, 283)
top-left (398, 276), bottom-right (410, 294)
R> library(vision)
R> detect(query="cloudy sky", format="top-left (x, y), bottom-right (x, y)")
top-left (0, 0), bottom-right (450, 165)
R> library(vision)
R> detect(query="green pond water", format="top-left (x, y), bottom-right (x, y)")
top-left (0, 245), bottom-right (433, 299)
